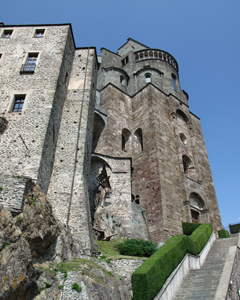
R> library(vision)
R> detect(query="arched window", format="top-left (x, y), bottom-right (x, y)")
top-left (189, 193), bottom-right (205, 223)
top-left (176, 109), bottom-right (188, 124)
top-left (135, 128), bottom-right (143, 151)
top-left (180, 133), bottom-right (187, 144)
top-left (145, 73), bottom-right (151, 83)
top-left (122, 128), bottom-right (131, 152)
top-left (190, 193), bottom-right (204, 209)
top-left (92, 112), bottom-right (105, 152)
top-left (172, 74), bottom-right (177, 91)
top-left (182, 155), bottom-right (192, 173)
top-left (120, 75), bottom-right (125, 85)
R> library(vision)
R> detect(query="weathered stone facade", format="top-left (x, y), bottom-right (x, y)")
top-left (0, 24), bottom-right (98, 252)
top-left (95, 38), bottom-right (222, 242)
top-left (0, 24), bottom-right (222, 249)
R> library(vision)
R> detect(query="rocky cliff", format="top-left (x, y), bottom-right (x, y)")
top-left (0, 183), bottom-right (135, 300)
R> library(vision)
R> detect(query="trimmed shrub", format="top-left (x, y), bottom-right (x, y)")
top-left (229, 224), bottom-right (240, 234)
top-left (132, 235), bottom-right (188, 300)
top-left (116, 239), bottom-right (157, 257)
top-left (218, 229), bottom-right (230, 238)
top-left (187, 223), bottom-right (213, 256)
top-left (182, 222), bottom-right (201, 235)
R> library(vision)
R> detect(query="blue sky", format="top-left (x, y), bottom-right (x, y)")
top-left (1, 0), bottom-right (239, 229)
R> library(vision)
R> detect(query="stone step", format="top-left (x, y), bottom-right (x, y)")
top-left (172, 235), bottom-right (238, 300)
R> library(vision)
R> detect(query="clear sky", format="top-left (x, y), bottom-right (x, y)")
top-left (1, 0), bottom-right (239, 230)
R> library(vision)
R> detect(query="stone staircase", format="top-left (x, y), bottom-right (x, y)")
top-left (173, 235), bottom-right (239, 300)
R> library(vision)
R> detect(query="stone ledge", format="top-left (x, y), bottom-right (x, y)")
top-left (214, 233), bottom-right (240, 300)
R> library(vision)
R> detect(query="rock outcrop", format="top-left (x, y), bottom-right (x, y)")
top-left (0, 183), bottom-right (135, 300)
top-left (0, 237), bottom-right (40, 300)
top-left (0, 183), bottom-right (77, 299)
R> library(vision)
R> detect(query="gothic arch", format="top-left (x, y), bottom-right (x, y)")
top-left (122, 128), bottom-right (131, 152)
top-left (176, 109), bottom-right (188, 124)
top-left (189, 192), bottom-right (208, 224)
top-left (180, 133), bottom-right (187, 144)
top-left (182, 154), bottom-right (192, 173)
top-left (92, 112), bottom-right (105, 152)
top-left (135, 128), bottom-right (143, 152)
top-left (189, 192), bottom-right (205, 210)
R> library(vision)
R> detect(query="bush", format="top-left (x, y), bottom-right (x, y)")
top-left (132, 235), bottom-right (188, 300)
top-left (187, 223), bottom-right (213, 256)
top-left (229, 224), bottom-right (240, 234)
top-left (132, 223), bottom-right (213, 300)
top-left (72, 282), bottom-right (81, 292)
top-left (218, 229), bottom-right (230, 238)
top-left (182, 222), bottom-right (201, 235)
top-left (116, 239), bottom-right (157, 257)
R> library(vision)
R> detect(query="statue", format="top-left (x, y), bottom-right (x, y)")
top-left (95, 164), bottom-right (111, 208)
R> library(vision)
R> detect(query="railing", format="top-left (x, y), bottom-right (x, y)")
top-left (20, 63), bottom-right (36, 73)
top-left (135, 49), bottom-right (178, 72)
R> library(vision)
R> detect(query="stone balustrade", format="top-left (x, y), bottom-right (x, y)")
top-left (135, 49), bottom-right (178, 72)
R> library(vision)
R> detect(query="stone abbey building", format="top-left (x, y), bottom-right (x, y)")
top-left (0, 23), bottom-right (222, 252)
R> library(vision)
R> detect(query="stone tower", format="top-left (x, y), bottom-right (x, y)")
top-left (0, 23), bottom-right (98, 252)
top-left (91, 38), bottom-right (222, 242)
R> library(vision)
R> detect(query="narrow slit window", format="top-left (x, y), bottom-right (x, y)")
top-left (121, 56), bottom-right (129, 67)
top-left (172, 74), bottom-right (177, 91)
top-left (145, 73), bottom-right (151, 83)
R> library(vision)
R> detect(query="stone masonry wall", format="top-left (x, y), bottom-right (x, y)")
top-left (139, 85), bottom-right (222, 240)
top-left (37, 27), bottom-right (75, 193)
top-left (0, 24), bottom-right (72, 210)
top-left (132, 86), bottom-right (164, 242)
top-left (97, 81), bottom-right (222, 242)
top-left (47, 48), bottom-right (98, 253)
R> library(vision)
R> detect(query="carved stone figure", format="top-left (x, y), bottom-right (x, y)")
top-left (95, 164), bottom-right (111, 208)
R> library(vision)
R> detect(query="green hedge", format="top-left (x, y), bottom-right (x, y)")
top-left (132, 235), bottom-right (188, 300)
top-left (116, 239), bottom-right (157, 257)
top-left (187, 223), bottom-right (213, 256)
top-left (182, 222), bottom-right (201, 235)
top-left (132, 223), bottom-right (213, 300)
top-left (218, 229), bottom-right (230, 238)
top-left (229, 224), bottom-right (240, 234)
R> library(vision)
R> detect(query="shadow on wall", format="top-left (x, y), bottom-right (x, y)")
top-left (92, 112), bottom-right (105, 152)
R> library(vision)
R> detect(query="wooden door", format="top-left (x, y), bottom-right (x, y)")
top-left (191, 210), bottom-right (199, 223)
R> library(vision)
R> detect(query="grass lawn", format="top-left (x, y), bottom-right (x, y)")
top-left (95, 238), bottom-right (148, 260)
